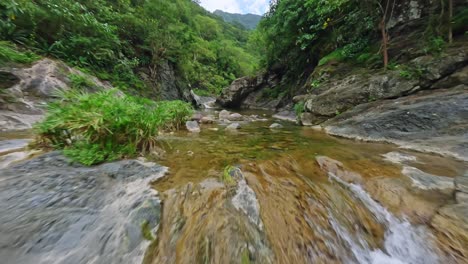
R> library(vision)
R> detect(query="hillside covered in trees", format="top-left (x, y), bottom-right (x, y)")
top-left (0, 0), bottom-right (260, 97)
top-left (213, 10), bottom-right (262, 30)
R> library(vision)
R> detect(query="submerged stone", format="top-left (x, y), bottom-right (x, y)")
top-left (186, 121), bottom-right (201, 133)
top-left (226, 123), bottom-right (241, 130)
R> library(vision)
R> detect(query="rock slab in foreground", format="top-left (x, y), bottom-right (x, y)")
top-left (0, 152), bottom-right (166, 264)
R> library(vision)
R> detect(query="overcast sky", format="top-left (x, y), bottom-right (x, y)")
top-left (199, 0), bottom-right (269, 15)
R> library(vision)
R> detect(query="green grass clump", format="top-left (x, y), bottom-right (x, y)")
top-left (221, 165), bottom-right (236, 186)
top-left (35, 89), bottom-right (193, 165)
top-left (294, 102), bottom-right (305, 116)
top-left (318, 49), bottom-right (345, 66)
top-left (0, 41), bottom-right (39, 65)
top-left (68, 73), bottom-right (96, 89)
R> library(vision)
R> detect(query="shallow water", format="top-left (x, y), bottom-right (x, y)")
top-left (154, 110), bottom-right (465, 192)
top-left (1, 110), bottom-right (466, 264)
top-left (147, 110), bottom-right (467, 263)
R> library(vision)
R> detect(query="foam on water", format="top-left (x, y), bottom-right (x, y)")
top-left (328, 173), bottom-right (439, 264)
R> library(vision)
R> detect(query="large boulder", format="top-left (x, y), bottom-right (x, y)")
top-left (0, 59), bottom-right (111, 131)
top-left (0, 152), bottom-right (166, 263)
top-left (217, 75), bottom-right (265, 108)
top-left (217, 72), bottom-right (282, 109)
top-left (325, 86), bottom-right (468, 161)
top-left (302, 46), bottom-right (467, 124)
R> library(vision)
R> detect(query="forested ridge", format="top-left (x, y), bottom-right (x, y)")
top-left (253, 0), bottom-right (467, 75)
top-left (0, 0), bottom-right (260, 96)
top-left (213, 10), bottom-right (262, 30)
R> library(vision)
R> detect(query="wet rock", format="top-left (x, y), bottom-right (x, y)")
top-left (228, 113), bottom-right (243, 121)
top-left (247, 114), bottom-right (268, 122)
top-left (148, 179), bottom-right (273, 263)
top-left (325, 87), bottom-right (468, 161)
top-left (190, 90), bottom-right (216, 109)
top-left (226, 123), bottom-right (241, 130)
top-left (191, 113), bottom-right (203, 121)
top-left (365, 177), bottom-right (445, 224)
top-left (456, 192), bottom-right (468, 204)
top-left (0, 139), bottom-right (31, 155)
top-left (455, 175), bottom-right (468, 194)
top-left (382, 152), bottom-right (417, 164)
top-left (299, 113), bottom-right (317, 126)
top-left (431, 204), bottom-right (468, 263)
top-left (219, 110), bottom-right (231, 120)
top-left (269, 123), bottom-right (283, 129)
top-left (0, 112), bottom-right (44, 131)
top-left (402, 166), bottom-right (454, 195)
top-left (272, 111), bottom-right (296, 123)
top-left (200, 115), bottom-right (215, 124)
top-left (229, 168), bottom-right (263, 228)
top-left (0, 150), bottom-right (39, 169)
top-left (0, 152), bottom-right (167, 264)
top-left (186, 121), bottom-right (201, 133)
top-left (316, 156), bottom-right (363, 184)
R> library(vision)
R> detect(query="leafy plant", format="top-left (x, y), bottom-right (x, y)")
top-left (68, 74), bottom-right (95, 89)
top-left (35, 89), bottom-right (193, 165)
top-left (423, 36), bottom-right (446, 55)
top-left (221, 165), bottom-right (236, 186)
top-left (397, 65), bottom-right (424, 80)
top-left (0, 41), bottom-right (39, 65)
top-left (192, 88), bottom-right (213, 97)
top-left (294, 102), bottom-right (305, 116)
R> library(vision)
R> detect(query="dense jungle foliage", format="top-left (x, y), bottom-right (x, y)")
top-left (252, 0), bottom-right (464, 75)
top-left (0, 0), bottom-right (260, 95)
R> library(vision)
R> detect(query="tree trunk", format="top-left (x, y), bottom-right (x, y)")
top-left (380, 19), bottom-right (389, 69)
top-left (448, 0), bottom-right (453, 43)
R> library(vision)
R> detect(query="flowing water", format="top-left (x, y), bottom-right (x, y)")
top-left (144, 110), bottom-right (467, 264)
top-left (1, 110), bottom-right (467, 264)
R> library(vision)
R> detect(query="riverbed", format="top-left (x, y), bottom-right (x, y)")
top-left (1, 110), bottom-right (467, 263)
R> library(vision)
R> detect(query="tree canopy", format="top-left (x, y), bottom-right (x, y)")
top-left (0, 0), bottom-right (260, 95)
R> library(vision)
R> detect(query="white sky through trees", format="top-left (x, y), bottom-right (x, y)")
top-left (199, 0), bottom-right (269, 15)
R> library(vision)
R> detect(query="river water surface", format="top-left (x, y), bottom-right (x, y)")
top-left (1, 110), bottom-right (466, 264)
top-left (145, 110), bottom-right (467, 264)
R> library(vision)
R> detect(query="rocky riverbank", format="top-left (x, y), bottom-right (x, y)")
top-left (216, 39), bottom-right (468, 161)
top-left (0, 152), bottom-right (165, 264)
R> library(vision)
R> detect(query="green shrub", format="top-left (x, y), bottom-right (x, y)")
top-left (68, 74), bottom-right (96, 89)
top-left (294, 102), bottom-right (305, 116)
top-left (397, 65), bottom-right (424, 80)
top-left (35, 89), bottom-right (193, 165)
top-left (424, 37), bottom-right (446, 55)
top-left (318, 49), bottom-right (345, 66)
top-left (0, 41), bottom-right (39, 65)
top-left (192, 89), bottom-right (213, 97)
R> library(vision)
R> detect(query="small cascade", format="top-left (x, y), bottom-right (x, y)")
top-left (190, 90), bottom-right (217, 109)
top-left (328, 173), bottom-right (440, 264)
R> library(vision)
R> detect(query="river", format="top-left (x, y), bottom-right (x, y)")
top-left (0, 110), bottom-right (466, 263)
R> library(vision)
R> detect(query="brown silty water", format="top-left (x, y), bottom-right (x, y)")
top-left (144, 110), bottom-right (467, 264)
